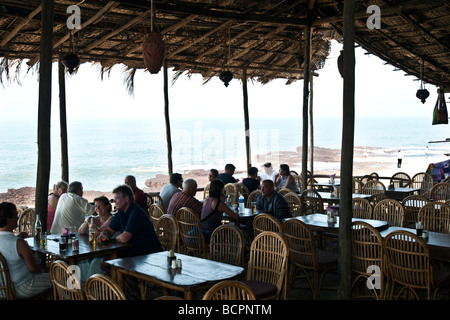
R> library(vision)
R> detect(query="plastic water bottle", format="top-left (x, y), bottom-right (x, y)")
top-left (238, 194), bottom-right (245, 212)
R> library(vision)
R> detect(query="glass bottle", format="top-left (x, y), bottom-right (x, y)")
top-left (35, 213), bottom-right (42, 240)
top-left (88, 216), bottom-right (97, 245)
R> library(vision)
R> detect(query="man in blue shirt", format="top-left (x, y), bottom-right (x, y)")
top-left (256, 179), bottom-right (291, 222)
top-left (103, 184), bottom-right (162, 257)
top-left (218, 163), bottom-right (239, 184)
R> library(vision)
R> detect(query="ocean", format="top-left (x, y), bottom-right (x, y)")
top-left (0, 115), bottom-right (449, 193)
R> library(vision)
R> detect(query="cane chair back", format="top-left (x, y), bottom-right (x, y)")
top-left (209, 224), bottom-right (245, 267)
top-left (202, 280), bottom-right (256, 300)
top-left (362, 180), bottom-right (386, 196)
top-left (85, 274), bottom-right (126, 300)
top-left (156, 214), bottom-right (179, 252)
top-left (203, 183), bottom-right (210, 199)
top-left (253, 213), bottom-right (282, 237)
top-left (352, 178), bottom-right (364, 194)
top-left (148, 204), bottom-right (165, 231)
top-left (351, 221), bottom-right (385, 299)
top-left (278, 188), bottom-right (293, 196)
top-left (224, 183), bottom-right (238, 204)
top-left (0, 252), bottom-right (15, 300)
top-left (411, 172), bottom-right (434, 198)
top-left (417, 202), bottom-right (450, 234)
top-left (368, 193), bottom-right (388, 207)
top-left (176, 207), bottom-right (208, 258)
top-left (430, 182), bottom-right (450, 202)
top-left (17, 207), bottom-right (35, 236)
top-left (352, 198), bottom-right (373, 219)
top-left (300, 189), bottom-right (325, 214)
top-left (235, 183), bottom-right (250, 202)
top-left (373, 199), bottom-right (405, 227)
top-left (146, 193), bottom-right (164, 208)
top-left (390, 172), bottom-right (411, 188)
top-left (282, 219), bottom-right (338, 300)
top-left (293, 175), bottom-right (302, 191)
top-left (402, 195), bottom-right (429, 228)
top-left (242, 232), bottom-right (289, 300)
top-left (284, 192), bottom-right (303, 217)
top-left (50, 260), bottom-right (84, 300)
top-left (246, 190), bottom-right (262, 208)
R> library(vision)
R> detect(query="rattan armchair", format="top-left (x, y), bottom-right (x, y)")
top-left (372, 199), bottom-right (405, 227)
top-left (50, 260), bottom-right (84, 300)
top-left (148, 203), bottom-right (165, 231)
top-left (246, 190), bottom-right (261, 208)
top-left (146, 193), bottom-right (165, 209)
top-left (390, 172), bottom-right (411, 188)
top-left (352, 198), bottom-right (373, 219)
top-left (284, 192), bottom-right (303, 217)
top-left (242, 232), bottom-right (289, 300)
top-left (368, 193), bottom-right (388, 207)
top-left (417, 202), bottom-right (450, 234)
top-left (209, 224), bottom-right (245, 267)
top-left (278, 188), bottom-right (294, 196)
top-left (17, 207), bottom-right (35, 236)
top-left (282, 219), bottom-right (338, 300)
top-left (202, 280), bottom-right (256, 300)
top-left (224, 183), bottom-right (238, 204)
top-left (235, 182), bottom-right (250, 202)
top-left (410, 172), bottom-right (434, 198)
top-left (402, 195), bottom-right (429, 228)
top-left (85, 274), bottom-right (126, 300)
top-left (352, 178), bottom-right (364, 194)
top-left (203, 183), bottom-right (210, 199)
top-left (362, 180), bottom-right (386, 196)
top-left (156, 214), bottom-right (179, 252)
top-left (252, 213), bottom-right (282, 237)
top-left (300, 189), bottom-right (325, 214)
top-left (430, 182), bottom-right (450, 202)
top-left (0, 252), bottom-right (16, 300)
top-left (176, 207), bottom-right (208, 258)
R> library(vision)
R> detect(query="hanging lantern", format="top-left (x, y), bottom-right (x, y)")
top-left (142, 31), bottom-right (165, 74)
top-left (62, 53), bottom-right (80, 75)
top-left (337, 50), bottom-right (344, 78)
top-left (416, 88), bottom-right (430, 104)
top-left (219, 70), bottom-right (233, 87)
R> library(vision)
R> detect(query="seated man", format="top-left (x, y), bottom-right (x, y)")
top-left (242, 166), bottom-right (260, 193)
top-left (50, 181), bottom-right (95, 234)
top-left (208, 168), bottom-right (219, 182)
top-left (101, 184), bottom-right (162, 257)
top-left (124, 175), bottom-right (147, 211)
top-left (159, 173), bottom-right (183, 212)
top-left (256, 179), bottom-right (291, 222)
top-left (218, 163), bottom-right (239, 185)
top-left (167, 179), bottom-right (202, 216)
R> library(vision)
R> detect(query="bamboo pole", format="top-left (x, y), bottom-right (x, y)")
top-left (35, 0), bottom-right (54, 232)
top-left (301, 19), bottom-right (312, 192)
top-left (163, 59), bottom-right (173, 176)
top-left (242, 68), bottom-right (251, 174)
top-left (338, 0), bottom-right (356, 300)
top-left (58, 57), bottom-right (69, 183)
top-left (309, 73), bottom-right (314, 178)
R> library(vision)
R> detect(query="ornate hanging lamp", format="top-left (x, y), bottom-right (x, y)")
top-left (142, 0), bottom-right (165, 74)
top-left (416, 59), bottom-right (429, 104)
top-left (62, 31), bottom-right (80, 75)
top-left (219, 29), bottom-right (233, 87)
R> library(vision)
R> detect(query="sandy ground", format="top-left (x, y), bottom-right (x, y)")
top-left (1, 146), bottom-right (447, 207)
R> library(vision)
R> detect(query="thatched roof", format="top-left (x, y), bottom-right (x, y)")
top-left (0, 0), bottom-right (449, 90)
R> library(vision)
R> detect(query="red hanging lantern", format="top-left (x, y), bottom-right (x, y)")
top-left (142, 32), bottom-right (165, 74)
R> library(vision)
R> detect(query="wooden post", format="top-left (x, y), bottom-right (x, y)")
top-left (301, 19), bottom-right (312, 192)
top-left (58, 57), bottom-right (69, 183)
top-left (309, 73), bottom-right (314, 178)
top-left (163, 59), bottom-right (173, 176)
top-left (242, 68), bottom-right (251, 174)
top-left (35, 0), bottom-right (54, 232)
top-left (338, 0), bottom-right (356, 300)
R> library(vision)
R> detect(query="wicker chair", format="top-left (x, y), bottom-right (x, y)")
top-left (277, 188), bottom-right (294, 196)
top-left (224, 183), bottom-right (238, 204)
top-left (242, 232), bottom-right (289, 300)
top-left (368, 193), bottom-right (388, 207)
top-left (176, 207), bottom-right (208, 258)
top-left (154, 295), bottom-right (184, 300)
top-left (352, 178), bottom-right (364, 194)
top-left (203, 183), bottom-right (210, 199)
top-left (235, 182), bottom-right (250, 202)
top-left (300, 189), bottom-right (325, 214)
top-left (372, 199), bottom-right (405, 227)
top-left (293, 175), bottom-right (302, 192)
top-left (252, 213), bottom-right (282, 237)
top-left (146, 192), bottom-right (165, 208)
top-left (50, 260), bottom-right (84, 300)
top-left (384, 230), bottom-right (450, 299)
top-left (417, 202), bottom-right (450, 234)
top-left (362, 180), bottom-right (386, 196)
top-left (148, 203), bottom-right (165, 231)
top-left (430, 182), bottom-right (450, 202)
top-left (282, 219), bottom-right (338, 300)
top-left (284, 192), bottom-right (303, 217)
top-left (351, 221), bottom-right (386, 300)
top-left (246, 190), bottom-right (262, 208)
top-left (17, 207), bottom-right (35, 236)
top-left (402, 195), bottom-right (429, 228)
top-left (202, 280), bottom-right (256, 300)
top-left (390, 172), bottom-right (411, 188)
top-left (209, 224), bottom-right (245, 267)
top-left (410, 172), bottom-right (434, 198)
top-left (85, 274), bottom-right (126, 300)
top-left (156, 214), bottom-right (179, 252)
top-left (0, 252), bottom-right (16, 300)
top-left (352, 198), bottom-right (373, 219)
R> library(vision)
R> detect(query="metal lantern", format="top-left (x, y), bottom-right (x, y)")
top-left (62, 53), bottom-right (80, 75)
top-left (219, 70), bottom-right (233, 87)
top-left (142, 31), bottom-right (166, 74)
top-left (416, 88), bottom-right (430, 104)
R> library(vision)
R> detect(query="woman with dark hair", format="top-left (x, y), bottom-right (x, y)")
top-left (275, 164), bottom-right (299, 192)
top-left (200, 179), bottom-right (239, 244)
top-left (78, 195), bottom-right (113, 234)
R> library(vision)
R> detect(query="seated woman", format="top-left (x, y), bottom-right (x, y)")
top-left (47, 181), bottom-right (68, 231)
top-left (0, 202), bottom-right (52, 298)
top-left (274, 164), bottom-right (299, 193)
top-left (200, 179), bottom-right (239, 245)
top-left (77, 196), bottom-right (114, 282)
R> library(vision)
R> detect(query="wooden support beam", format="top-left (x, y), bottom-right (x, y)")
top-left (58, 57), bottom-right (69, 184)
top-left (163, 59), bottom-right (173, 176)
top-left (242, 68), bottom-right (251, 174)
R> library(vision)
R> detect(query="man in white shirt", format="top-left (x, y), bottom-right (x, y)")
top-left (159, 173), bottom-right (183, 211)
top-left (50, 181), bottom-right (95, 234)
top-left (258, 162), bottom-right (277, 182)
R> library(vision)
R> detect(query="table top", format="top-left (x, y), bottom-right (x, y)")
top-left (224, 207), bottom-right (259, 220)
top-left (26, 233), bottom-right (129, 261)
top-left (386, 187), bottom-right (420, 193)
top-left (105, 251), bottom-right (244, 287)
top-left (316, 192), bottom-right (371, 201)
top-left (288, 213), bottom-right (389, 232)
top-left (379, 226), bottom-right (450, 249)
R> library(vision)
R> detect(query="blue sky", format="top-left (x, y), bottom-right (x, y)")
top-left (0, 40), bottom-right (440, 122)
